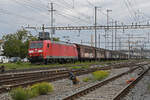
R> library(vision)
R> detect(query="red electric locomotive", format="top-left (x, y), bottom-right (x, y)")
top-left (28, 40), bottom-right (78, 64)
top-left (28, 32), bottom-right (78, 64)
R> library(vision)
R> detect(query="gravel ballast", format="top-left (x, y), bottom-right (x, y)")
top-left (30, 67), bottom-right (130, 100)
top-left (122, 66), bottom-right (150, 100)
top-left (0, 65), bottom-right (145, 100)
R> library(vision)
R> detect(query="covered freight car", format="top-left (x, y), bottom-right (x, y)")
top-left (75, 44), bottom-right (95, 62)
top-left (105, 50), bottom-right (112, 60)
top-left (96, 48), bottom-right (105, 60)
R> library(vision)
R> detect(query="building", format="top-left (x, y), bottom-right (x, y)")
top-left (0, 40), bottom-right (4, 55)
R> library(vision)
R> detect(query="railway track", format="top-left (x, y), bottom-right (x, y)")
top-left (1, 60), bottom-right (138, 74)
top-left (112, 64), bottom-right (150, 100)
top-left (0, 61), bottom-right (146, 94)
top-left (61, 63), bottom-right (149, 100)
top-left (2, 64), bottom-right (85, 74)
top-left (2, 63), bottom-right (109, 74)
top-left (0, 61), bottom-right (139, 86)
top-left (0, 61), bottom-right (139, 81)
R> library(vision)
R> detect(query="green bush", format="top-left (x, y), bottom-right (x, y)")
top-left (10, 87), bottom-right (29, 100)
top-left (30, 82), bottom-right (53, 95)
top-left (92, 70), bottom-right (109, 81)
top-left (38, 82), bottom-right (53, 95)
top-left (81, 65), bottom-right (89, 69)
top-left (10, 82), bottom-right (54, 100)
top-left (83, 77), bottom-right (91, 82)
top-left (16, 61), bottom-right (22, 65)
top-left (29, 84), bottom-right (40, 97)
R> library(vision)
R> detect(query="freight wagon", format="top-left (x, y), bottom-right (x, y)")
top-left (96, 48), bottom-right (105, 61)
top-left (75, 44), bottom-right (95, 62)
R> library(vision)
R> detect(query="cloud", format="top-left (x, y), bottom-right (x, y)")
top-left (0, 0), bottom-right (150, 49)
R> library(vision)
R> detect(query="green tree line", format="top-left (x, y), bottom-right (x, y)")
top-left (2, 29), bottom-right (59, 59)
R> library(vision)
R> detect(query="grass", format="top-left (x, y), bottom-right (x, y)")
top-left (0, 60), bottom-right (129, 70)
top-left (30, 82), bottom-right (53, 95)
top-left (71, 66), bottom-right (82, 69)
top-left (10, 87), bottom-right (30, 100)
top-left (82, 70), bottom-right (110, 82)
top-left (82, 77), bottom-right (91, 82)
top-left (71, 65), bottom-right (89, 69)
top-left (92, 70), bottom-right (110, 81)
top-left (0, 63), bottom-right (53, 70)
top-left (10, 82), bottom-right (54, 100)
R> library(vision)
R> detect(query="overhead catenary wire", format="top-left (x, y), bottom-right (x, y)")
top-left (56, 10), bottom-right (91, 24)
top-left (18, 0), bottom-right (48, 11)
top-left (123, 0), bottom-right (136, 21)
top-left (54, 1), bottom-right (92, 23)
top-left (86, 0), bottom-right (120, 25)
top-left (123, 0), bottom-right (139, 22)
top-left (13, 0), bottom-right (48, 17)
top-left (15, 0), bottom-right (92, 25)
top-left (55, 11), bottom-right (90, 25)
top-left (58, 0), bottom-right (74, 8)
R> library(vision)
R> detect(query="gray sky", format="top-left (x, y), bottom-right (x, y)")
top-left (0, 0), bottom-right (150, 49)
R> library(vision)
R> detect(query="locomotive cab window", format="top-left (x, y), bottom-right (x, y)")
top-left (30, 42), bottom-right (43, 49)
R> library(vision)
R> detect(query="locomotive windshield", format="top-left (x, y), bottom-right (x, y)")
top-left (30, 42), bottom-right (43, 49)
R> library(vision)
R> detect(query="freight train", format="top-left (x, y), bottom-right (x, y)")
top-left (28, 39), bottom-right (138, 64)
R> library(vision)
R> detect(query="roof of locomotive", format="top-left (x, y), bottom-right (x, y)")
top-left (43, 40), bottom-right (75, 46)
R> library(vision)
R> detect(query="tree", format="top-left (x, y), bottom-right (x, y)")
top-left (53, 37), bottom-right (60, 41)
top-left (2, 29), bottom-right (37, 58)
top-left (2, 29), bottom-right (60, 58)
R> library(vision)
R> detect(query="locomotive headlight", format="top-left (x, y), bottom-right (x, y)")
top-left (29, 50), bottom-right (33, 53)
top-left (38, 50), bottom-right (43, 53)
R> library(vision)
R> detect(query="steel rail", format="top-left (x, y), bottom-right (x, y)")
top-left (0, 62), bottom-right (139, 86)
top-left (62, 64), bottom-right (148, 100)
top-left (2, 63), bottom-right (99, 74)
top-left (0, 62), bottom-right (144, 94)
top-left (112, 65), bottom-right (150, 100)
top-left (2, 60), bottom-right (138, 74)
top-left (0, 62), bottom-right (132, 81)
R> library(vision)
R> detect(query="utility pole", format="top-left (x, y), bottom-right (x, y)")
top-left (105, 29), bottom-right (106, 49)
top-left (128, 34), bottom-right (131, 59)
top-left (148, 32), bottom-right (150, 43)
top-left (119, 37), bottom-right (121, 51)
top-left (94, 6), bottom-right (100, 59)
top-left (106, 9), bottom-right (112, 50)
top-left (115, 21), bottom-right (117, 50)
top-left (95, 7), bottom-right (97, 49)
top-left (42, 24), bottom-right (45, 32)
top-left (98, 34), bottom-right (100, 48)
top-left (94, 6), bottom-right (97, 60)
top-left (48, 2), bottom-right (56, 41)
top-left (81, 40), bottom-right (83, 45)
top-left (112, 19), bottom-right (114, 50)
top-left (42, 24), bottom-right (45, 39)
top-left (91, 34), bottom-right (94, 47)
top-left (140, 46), bottom-right (143, 59)
top-left (107, 9), bottom-right (112, 29)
